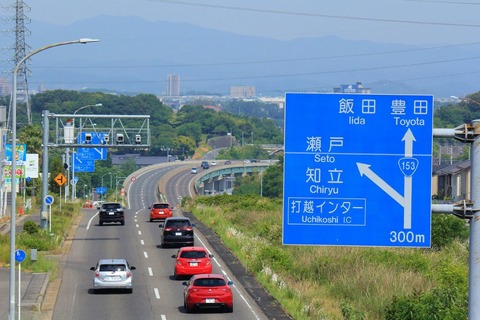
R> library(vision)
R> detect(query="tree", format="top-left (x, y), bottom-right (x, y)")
top-left (262, 158), bottom-right (284, 198)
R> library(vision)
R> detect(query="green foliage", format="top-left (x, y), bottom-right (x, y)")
top-left (17, 230), bottom-right (58, 251)
top-left (431, 215), bottom-right (469, 249)
top-left (385, 286), bottom-right (467, 320)
top-left (23, 220), bottom-right (40, 234)
top-left (341, 301), bottom-right (367, 320)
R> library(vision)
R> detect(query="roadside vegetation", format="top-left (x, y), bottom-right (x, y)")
top-left (186, 193), bottom-right (469, 319)
top-left (0, 203), bottom-right (81, 279)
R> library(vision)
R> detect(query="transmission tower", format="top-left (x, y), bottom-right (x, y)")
top-left (11, 0), bottom-right (31, 126)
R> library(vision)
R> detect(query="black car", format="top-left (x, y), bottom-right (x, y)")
top-left (160, 217), bottom-right (195, 247)
top-left (98, 202), bottom-right (125, 226)
top-left (201, 161), bottom-right (210, 169)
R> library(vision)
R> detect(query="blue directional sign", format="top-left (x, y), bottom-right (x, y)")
top-left (73, 156), bottom-right (95, 172)
top-left (15, 249), bottom-right (26, 263)
top-left (283, 93), bottom-right (433, 248)
top-left (96, 187), bottom-right (107, 195)
top-left (76, 132), bottom-right (107, 160)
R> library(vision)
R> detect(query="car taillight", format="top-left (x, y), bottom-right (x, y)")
top-left (164, 227), bottom-right (172, 231)
top-left (185, 227), bottom-right (192, 231)
top-left (176, 260), bottom-right (183, 265)
top-left (95, 271), bottom-right (99, 277)
top-left (126, 271), bottom-right (132, 278)
top-left (206, 260), bottom-right (211, 265)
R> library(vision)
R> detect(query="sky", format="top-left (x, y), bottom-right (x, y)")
top-left (27, 0), bottom-right (480, 46)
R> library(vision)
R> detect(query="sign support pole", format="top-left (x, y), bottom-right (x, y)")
top-left (41, 110), bottom-right (49, 230)
top-left (469, 119), bottom-right (480, 319)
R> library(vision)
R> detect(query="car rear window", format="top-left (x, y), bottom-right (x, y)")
top-left (194, 278), bottom-right (226, 287)
top-left (166, 220), bottom-right (191, 227)
top-left (180, 251), bottom-right (207, 259)
top-left (103, 204), bottom-right (121, 209)
top-left (153, 204), bottom-right (169, 209)
top-left (99, 264), bottom-right (126, 272)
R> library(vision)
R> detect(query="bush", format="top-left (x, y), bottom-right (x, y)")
top-left (23, 220), bottom-right (40, 234)
top-left (385, 286), bottom-right (467, 320)
top-left (431, 215), bottom-right (469, 249)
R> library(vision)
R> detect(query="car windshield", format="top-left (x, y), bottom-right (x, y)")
top-left (193, 278), bottom-right (226, 287)
top-left (99, 264), bottom-right (126, 272)
top-left (180, 251), bottom-right (207, 259)
top-left (153, 204), bottom-right (169, 209)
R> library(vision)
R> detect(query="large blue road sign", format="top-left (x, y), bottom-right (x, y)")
top-left (283, 93), bottom-right (433, 248)
top-left (73, 156), bottom-right (95, 172)
top-left (77, 132), bottom-right (107, 160)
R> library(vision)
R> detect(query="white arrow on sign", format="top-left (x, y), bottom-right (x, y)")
top-left (357, 129), bottom-right (417, 230)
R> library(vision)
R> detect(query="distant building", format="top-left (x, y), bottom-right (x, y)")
top-left (167, 74), bottom-right (180, 96)
top-left (333, 81), bottom-right (371, 94)
top-left (230, 86), bottom-right (256, 98)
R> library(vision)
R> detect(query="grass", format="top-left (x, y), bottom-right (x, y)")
top-left (188, 194), bottom-right (469, 320)
top-left (0, 201), bottom-right (81, 278)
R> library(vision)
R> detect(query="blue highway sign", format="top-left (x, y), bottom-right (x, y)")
top-left (77, 132), bottom-right (107, 160)
top-left (283, 93), bottom-right (433, 248)
top-left (73, 156), bottom-right (95, 172)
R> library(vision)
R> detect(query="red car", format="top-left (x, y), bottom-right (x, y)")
top-left (171, 246), bottom-right (213, 279)
top-left (183, 274), bottom-right (233, 313)
top-left (149, 202), bottom-right (172, 222)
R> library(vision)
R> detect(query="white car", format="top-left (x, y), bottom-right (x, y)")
top-left (90, 258), bottom-right (136, 293)
top-left (211, 161), bottom-right (217, 166)
top-left (191, 167), bottom-right (198, 174)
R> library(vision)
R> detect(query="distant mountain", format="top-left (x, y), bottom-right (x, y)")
top-left (11, 15), bottom-right (480, 98)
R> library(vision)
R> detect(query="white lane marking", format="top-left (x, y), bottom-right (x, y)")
top-left (138, 230), bottom-right (142, 235)
top-left (196, 235), bottom-right (222, 268)
top-left (148, 267), bottom-right (153, 276)
top-left (87, 212), bottom-right (99, 230)
top-left (136, 224), bottom-right (139, 228)
top-left (196, 232), bottom-right (261, 319)
top-left (134, 219), bottom-right (138, 222)
top-left (154, 288), bottom-right (160, 299)
top-left (160, 315), bottom-right (166, 320)
top-left (140, 240), bottom-right (145, 245)
top-left (144, 251), bottom-right (148, 258)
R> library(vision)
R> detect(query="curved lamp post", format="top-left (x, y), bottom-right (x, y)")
top-left (10, 38), bottom-right (99, 320)
top-left (101, 172), bottom-right (112, 201)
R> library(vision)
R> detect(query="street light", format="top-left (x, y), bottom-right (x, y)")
top-left (70, 103), bottom-right (103, 201)
top-left (101, 172), bottom-right (112, 201)
top-left (10, 38), bottom-right (99, 320)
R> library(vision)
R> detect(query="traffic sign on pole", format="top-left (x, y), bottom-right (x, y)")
top-left (15, 249), bottom-right (26, 263)
top-left (283, 93), bottom-right (433, 248)
top-left (54, 173), bottom-right (67, 186)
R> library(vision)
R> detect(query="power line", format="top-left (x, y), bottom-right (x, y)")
top-left (149, 0), bottom-right (480, 28)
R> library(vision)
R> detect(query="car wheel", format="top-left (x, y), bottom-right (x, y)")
top-left (226, 306), bottom-right (233, 313)
top-left (149, 218), bottom-right (153, 222)
top-left (127, 288), bottom-right (133, 294)
top-left (99, 221), bottom-right (103, 226)
top-left (185, 303), bottom-right (193, 313)
top-left (174, 271), bottom-right (178, 280)
top-left (121, 221), bottom-right (125, 226)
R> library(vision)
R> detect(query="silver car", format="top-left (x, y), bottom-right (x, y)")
top-left (90, 259), bottom-right (136, 293)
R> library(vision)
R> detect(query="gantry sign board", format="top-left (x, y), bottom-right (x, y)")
top-left (283, 93), bottom-right (433, 248)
